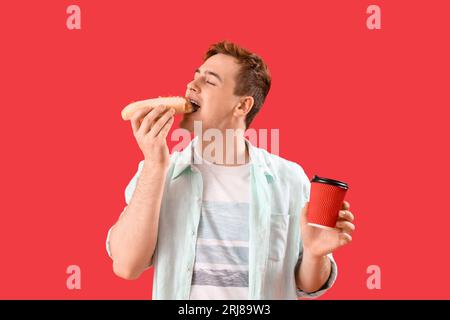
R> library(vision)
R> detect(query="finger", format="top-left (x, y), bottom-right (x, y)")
top-left (338, 232), bottom-right (352, 247)
top-left (341, 201), bottom-right (350, 210)
top-left (338, 210), bottom-right (354, 222)
top-left (139, 105), bottom-right (166, 135)
top-left (150, 108), bottom-right (175, 137)
top-left (130, 106), bottom-right (152, 135)
top-left (158, 115), bottom-right (175, 139)
top-left (335, 220), bottom-right (355, 234)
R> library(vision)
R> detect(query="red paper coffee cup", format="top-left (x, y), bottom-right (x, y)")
top-left (307, 175), bottom-right (349, 230)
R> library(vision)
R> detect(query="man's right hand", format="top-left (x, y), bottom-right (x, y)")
top-left (130, 105), bottom-right (175, 167)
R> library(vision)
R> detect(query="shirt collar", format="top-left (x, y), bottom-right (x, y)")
top-left (171, 136), bottom-right (196, 180)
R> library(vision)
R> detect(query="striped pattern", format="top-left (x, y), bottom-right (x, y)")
top-left (190, 201), bottom-right (249, 298)
top-left (189, 146), bottom-right (250, 300)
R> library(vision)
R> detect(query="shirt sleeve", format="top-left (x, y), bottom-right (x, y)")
top-left (300, 169), bottom-right (311, 210)
top-left (105, 160), bottom-right (153, 268)
top-left (296, 252), bottom-right (338, 299)
top-left (105, 225), bottom-right (113, 258)
top-left (124, 160), bottom-right (145, 205)
top-left (105, 208), bottom-right (127, 259)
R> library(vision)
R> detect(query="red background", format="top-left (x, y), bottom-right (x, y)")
top-left (1, 0), bottom-right (449, 299)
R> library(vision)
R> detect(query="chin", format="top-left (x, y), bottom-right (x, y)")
top-left (179, 117), bottom-right (194, 132)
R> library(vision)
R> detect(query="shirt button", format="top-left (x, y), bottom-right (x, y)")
top-left (192, 231), bottom-right (196, 236)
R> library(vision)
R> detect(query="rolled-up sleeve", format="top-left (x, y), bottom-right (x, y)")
top-left (105, 160), bottom-right (147, 262)
top-left (296, 253), bottom-right (338, 299)
top-left (124, 160), bottom-right (145, 206)
top-left (105, 208), bottom-right (127, 259)
top-left (105, 226), bottom-right (114, 258)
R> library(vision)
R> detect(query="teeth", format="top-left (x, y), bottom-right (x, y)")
top-left (188, 99), bottom-right (201, 112)
top-left (189, 99), bottom-right (200, 106)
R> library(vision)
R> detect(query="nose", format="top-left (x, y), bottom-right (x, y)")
top-left (186, 78), bottom-right (200, 94)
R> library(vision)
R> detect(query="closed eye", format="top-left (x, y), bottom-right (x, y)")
top-left (192, 73), bottom-right (216, 86)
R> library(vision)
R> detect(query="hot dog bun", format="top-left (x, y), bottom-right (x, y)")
top-left (121, 96), bottom-right (193, 120)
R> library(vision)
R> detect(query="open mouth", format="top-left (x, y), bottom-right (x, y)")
top-left (188, 99), bottom-right (201, 113)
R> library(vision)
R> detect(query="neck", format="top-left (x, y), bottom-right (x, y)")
top-left (195, 129), bottom-right (249, 166)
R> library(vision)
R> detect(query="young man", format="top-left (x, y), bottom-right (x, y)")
top-left (106, 41), bottom-right (355, 299)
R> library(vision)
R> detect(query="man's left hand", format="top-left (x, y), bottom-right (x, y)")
top-left (300, 201), bottom-right (355, 258)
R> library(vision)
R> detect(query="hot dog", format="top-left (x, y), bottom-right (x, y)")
top-left (121, 96), bottom-right (195, 121)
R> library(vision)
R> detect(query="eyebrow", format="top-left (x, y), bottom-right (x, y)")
top-left (195, 68), bottom-right (223, 83)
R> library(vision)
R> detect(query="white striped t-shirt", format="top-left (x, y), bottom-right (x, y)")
top-left (189, 145), bottom-right (251, 300)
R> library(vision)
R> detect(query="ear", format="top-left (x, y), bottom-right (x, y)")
top-left (234, 96), bottom-right (254, 117)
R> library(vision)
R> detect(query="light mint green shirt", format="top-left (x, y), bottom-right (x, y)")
top-left (106, 137), bottom-right (337, 299)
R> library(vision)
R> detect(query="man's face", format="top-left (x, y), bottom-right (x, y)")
top-left (181, 53), bottom-right (243, 132)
